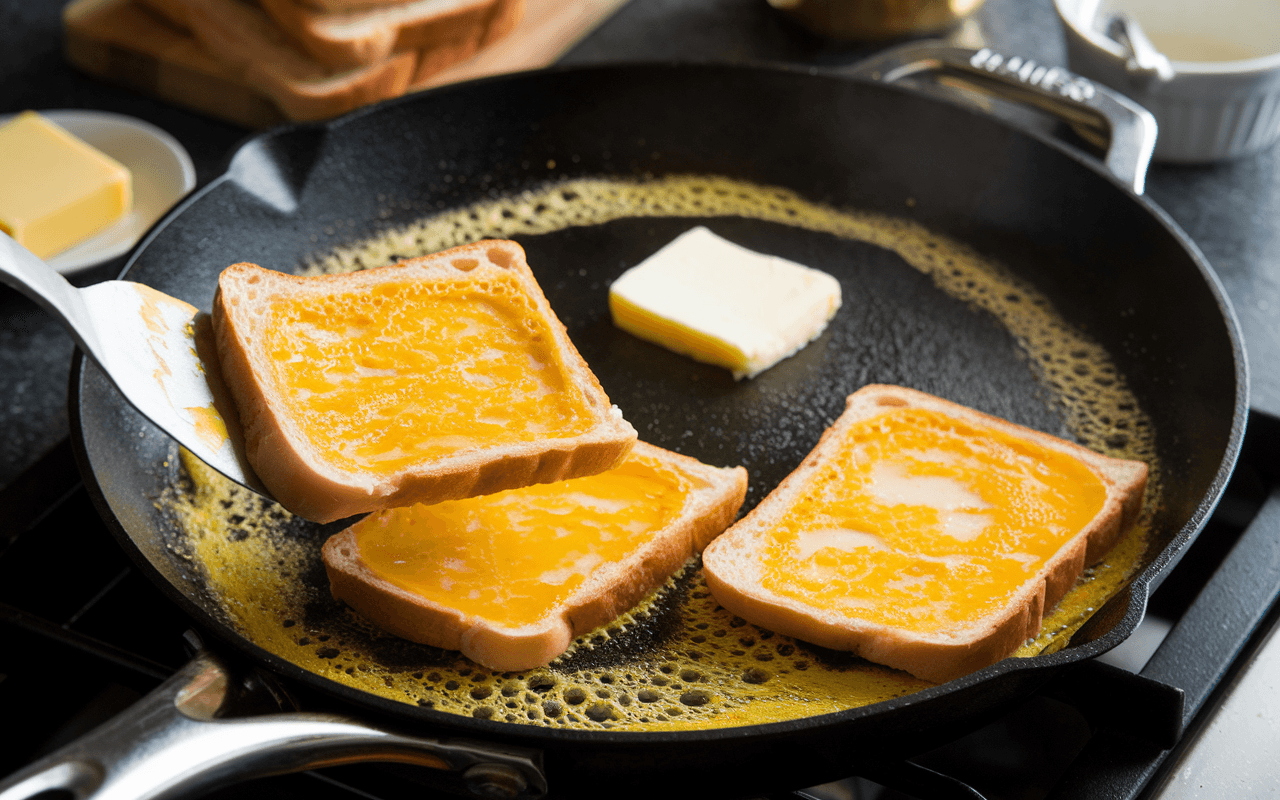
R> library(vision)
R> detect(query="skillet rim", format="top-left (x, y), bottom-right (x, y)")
top-left (71, 59), bottom-right (1248, 745)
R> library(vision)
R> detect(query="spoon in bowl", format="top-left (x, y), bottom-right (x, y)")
top-left (1105, 11), bottom-right (1176, 83)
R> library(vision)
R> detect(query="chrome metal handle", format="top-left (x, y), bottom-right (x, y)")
top-left (0, 651), bottom-right (548, 800)
top-left (0, 232), bottom-right (103, 362)
top-left (848, 42), bottom-right (1158, 195)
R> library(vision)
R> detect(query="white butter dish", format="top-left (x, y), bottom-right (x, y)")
top-left (1056, 0), bottom-right (1280, 162)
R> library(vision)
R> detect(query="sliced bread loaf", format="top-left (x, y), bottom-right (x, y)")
top-left (211, 239), bottom-right (637, 523)
top-left (702, 384), bottom-right (1148, 684)
top-left (322, 441), bottom-right (748, 671)
top-left (257, 0), bottom-right (524, 70)
top-left (137, 0), bottom-right (416, 121)
top-left (296, 0), bottom-right (424, 10)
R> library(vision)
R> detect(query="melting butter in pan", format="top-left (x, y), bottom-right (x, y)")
top-left (161, 174), bottom-right (1159, 731)
top-left (166, 450), bottom-right (935, 730)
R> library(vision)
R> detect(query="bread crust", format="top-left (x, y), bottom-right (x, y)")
top-left (321, 441), bottom-right (748, 671)
top-left (258, 0), bottom-right (523, 70)
top-left (137, 0), bottom-right (417, 122)
top-left (702, 384), bottom-right (1148, 684)
top-left (211, 239), bottom-right (637, 523)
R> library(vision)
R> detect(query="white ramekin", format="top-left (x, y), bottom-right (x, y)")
top-left (1055, 0), bottom-right (1280, 162)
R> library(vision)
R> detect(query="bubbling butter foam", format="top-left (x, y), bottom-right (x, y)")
top-left (307, 175), bottom-right (1158, 475)
top-left (162, 174), bottom-right (1160, 731)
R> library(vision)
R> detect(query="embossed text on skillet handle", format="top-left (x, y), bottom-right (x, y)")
top-left (847, 42), bottom-right (1158, 195)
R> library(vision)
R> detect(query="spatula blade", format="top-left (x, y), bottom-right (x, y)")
top-left (79, 280), bottom-right (267, 496)
top-left (1, 231), bottom-right (268, 500)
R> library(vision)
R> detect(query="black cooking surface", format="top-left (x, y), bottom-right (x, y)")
top-left (4, 1), bottom-right (1280, 797)
top-left (2, 413), bottom-right (1276, 800)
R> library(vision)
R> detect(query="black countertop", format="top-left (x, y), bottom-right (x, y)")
top-left (1, 0), bottom-right (1277, 491)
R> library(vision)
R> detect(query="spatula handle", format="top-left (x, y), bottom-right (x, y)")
top-left (0, 232), bottom-right (105, 365)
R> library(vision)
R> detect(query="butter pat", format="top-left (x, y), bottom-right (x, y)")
top-left (608, 226), bottom-right (842, 379)
top-left (0, 111), bottom-right (132, 258)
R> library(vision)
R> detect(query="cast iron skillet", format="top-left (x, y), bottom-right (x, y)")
top-left (16, 45), bottom-right (1250, 800)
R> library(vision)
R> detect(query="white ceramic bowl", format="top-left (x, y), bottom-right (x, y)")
top-left (1055, 0), bottom-right (1280, 162)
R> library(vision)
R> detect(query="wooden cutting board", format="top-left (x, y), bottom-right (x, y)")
top-left (63, 0), bottom-right (630, 129)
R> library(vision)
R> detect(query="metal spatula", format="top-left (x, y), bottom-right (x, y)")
top-left (0, 231), bottom-right (268, 499)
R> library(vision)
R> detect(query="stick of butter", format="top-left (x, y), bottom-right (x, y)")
top-left (608, 226), bottom-right (842, 380)
top-left (0, 111), bottom-right (133, 259)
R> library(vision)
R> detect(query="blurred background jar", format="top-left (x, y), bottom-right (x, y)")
top-left (766, 0), bottom-right (987, 40)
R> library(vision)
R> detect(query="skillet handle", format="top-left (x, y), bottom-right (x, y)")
top-left (847, 42), bottom-right (1158, 195)
top-left (0, 650), bottom-right (548, 800)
